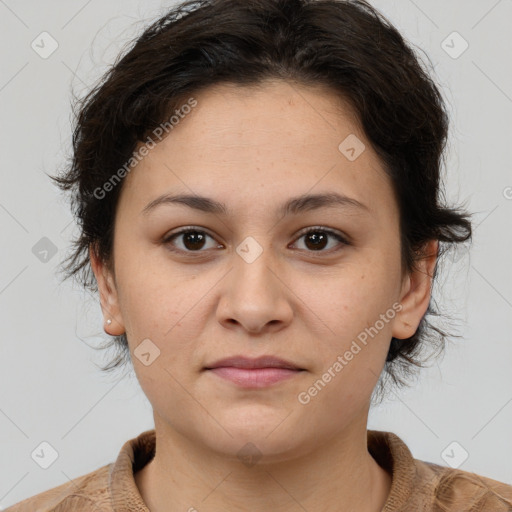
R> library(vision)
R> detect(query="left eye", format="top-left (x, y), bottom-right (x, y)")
top-left (291, 228), bottom-right (348, 253)
top-left (163, 227), bottom-right (348, 254)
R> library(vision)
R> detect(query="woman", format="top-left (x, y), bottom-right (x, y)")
top-left (7, 0), bottom-right (512, 510)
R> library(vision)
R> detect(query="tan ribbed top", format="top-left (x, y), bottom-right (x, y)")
top-left (6, 429), bottom-right (512, 511)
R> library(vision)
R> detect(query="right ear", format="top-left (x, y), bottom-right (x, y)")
top-left (89, 243), bottom-right (126, 336)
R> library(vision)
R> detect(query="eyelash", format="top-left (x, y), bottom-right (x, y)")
top-left (162, 226), bottom-right (350, 256)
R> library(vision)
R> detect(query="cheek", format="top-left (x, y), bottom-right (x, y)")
top-left (114, 250), bottom-right (225, 387)
top-left (290, 262), bottom-right (400, 407)
top-left (114, 238), bottom-right (183, 326)
top-left (294, 270), bottom-right (396, 424)
top-left (301, 263), bottom-right (399, 338)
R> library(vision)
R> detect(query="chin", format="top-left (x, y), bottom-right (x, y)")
top-left (208, 413), bottom-right (309, 457)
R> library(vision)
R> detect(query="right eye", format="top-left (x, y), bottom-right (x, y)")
top-left (162, 227), bottom-right (224, 254)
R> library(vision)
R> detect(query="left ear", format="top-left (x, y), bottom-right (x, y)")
top-left (392, 239), bottom-right (439, 340)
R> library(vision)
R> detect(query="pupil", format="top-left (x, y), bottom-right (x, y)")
top-left (306, 232), bottom-right (327, 250)
top-left (184, 231), bottom-right (205, 250)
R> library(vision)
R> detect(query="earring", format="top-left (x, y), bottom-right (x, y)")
top-left (106, 319), bottom-right (112, 325)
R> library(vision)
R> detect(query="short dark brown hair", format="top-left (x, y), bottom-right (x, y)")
top-left (51, 0), bottom-right (472, 399)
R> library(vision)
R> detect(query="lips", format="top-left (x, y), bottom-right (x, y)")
top-left (204, 355), bottom-right (303, 370)
top-left (204, 355), bottom-right (305, 388)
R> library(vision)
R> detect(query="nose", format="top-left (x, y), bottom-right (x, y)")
top-left (216, 247), bottom-right (293, 335)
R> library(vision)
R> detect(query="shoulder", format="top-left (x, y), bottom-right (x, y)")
top-left (4, 463), bottom-right (113, 512)
top-left (368, 429), bottom-right (512, 511)
top-left (4, 429), bottom-right (156, 512)
top-left (414, 458), bottom-right (512, 511)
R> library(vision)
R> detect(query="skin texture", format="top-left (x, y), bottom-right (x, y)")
top-left (90, 80), bottom-right (438, 512)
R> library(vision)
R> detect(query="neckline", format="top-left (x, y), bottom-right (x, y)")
top-left (367, 429), bottom-right (416, 510)
top-left (110, 429), bottom-right (416, 511)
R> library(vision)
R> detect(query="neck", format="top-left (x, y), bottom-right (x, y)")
top-left (135, 415), bottom-right (392, 512)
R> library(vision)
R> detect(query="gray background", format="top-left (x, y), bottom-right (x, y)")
top-left (1, 0), bottom-right (511, 508)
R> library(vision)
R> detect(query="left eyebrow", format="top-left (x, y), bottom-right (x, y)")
top-left (140, 192), bottom-right (371, 217)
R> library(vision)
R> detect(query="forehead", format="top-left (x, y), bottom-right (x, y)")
top-left (167, 80), bottom-right (363, 152)
top-left (118, 80), bottom-right (395, 218)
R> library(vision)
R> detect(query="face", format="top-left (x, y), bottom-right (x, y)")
top-left (91, 80), bottom-right (436, 461)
